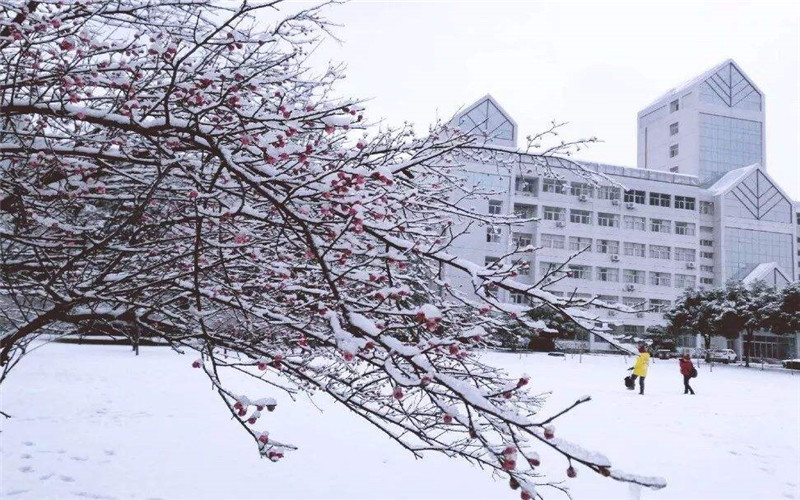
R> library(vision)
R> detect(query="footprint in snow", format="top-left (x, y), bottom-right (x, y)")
top-left (104, 450), bottom-right (115, 456)
top-left (60, 475), bottom-right (75, 482)
top-left (22, 441), bottom-right (34, 447)
top-left (40, 473), bottom-right (55, 480)
top-left (71, 456), bottom-right (89, 461)
top-left (5, 490), bottom-right (29, 496)
top-left (18, 466), bottom-right (34, 473)
top-left (20, 453), bottom-right (32, 459)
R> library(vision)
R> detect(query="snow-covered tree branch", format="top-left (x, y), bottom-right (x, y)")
top-left (0, 1), bottom-right (664, 496)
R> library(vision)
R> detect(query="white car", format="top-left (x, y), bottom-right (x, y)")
top-left (709, 349), bottom-right (737, 364)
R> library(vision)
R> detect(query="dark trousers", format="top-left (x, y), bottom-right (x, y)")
top-left (631, 375), bottom-right (645, 394)
top-left (683, 375), bottom-right (695, 394)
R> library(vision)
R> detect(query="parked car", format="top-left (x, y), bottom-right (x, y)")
top-left (708, 349), bottom-right (737, 364)
top-left (655, 349), bottom-right (675, 360)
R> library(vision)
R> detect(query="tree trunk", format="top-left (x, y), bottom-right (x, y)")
top-left (744, 329), bottom-right (753, 368)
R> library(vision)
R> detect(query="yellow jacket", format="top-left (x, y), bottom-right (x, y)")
top-left (633, 352), bottom-right (650, 377)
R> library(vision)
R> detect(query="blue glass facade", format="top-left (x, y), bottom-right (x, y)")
top-left (699, 113), bottom-right (762, 185)
top-left (724, 228), bottom-right (793, 280)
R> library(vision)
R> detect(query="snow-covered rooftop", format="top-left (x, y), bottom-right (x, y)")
top-left (706, 163), bottom-right (760, 196)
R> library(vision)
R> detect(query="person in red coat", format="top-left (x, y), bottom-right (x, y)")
top-left (679, 353), bottom-right (696, 395)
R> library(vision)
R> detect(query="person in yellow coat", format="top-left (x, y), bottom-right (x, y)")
top-left (627, 345), bottom-right (651, 395)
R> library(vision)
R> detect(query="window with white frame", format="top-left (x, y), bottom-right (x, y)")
top-left (700, 239), bottom-right (713, 247)
top-left (700, 277), bottom-right (714, 285)
top-left (539, 262), bottom-right (559, 276)
top-left (509, 291), bottom-right (529, 305)
top-left (650, 219), bottom-right (671, 233)
top-left (674, 274), bottom-right (696, 289)
top-left (596, 239), bottom-right (620, 255)
top-left (670, 122), bottom-right (679, 135)
top-left (700, 265), bottom-right (714, 273)
top-left (486, 226), bottom-right (501, 243)
top-left (674, 247), bottom-right (696, 262)
top-left (570, 209), bottom-right (592, 225)
top-left (624, 190), bottom-right (646, 204)
top-left (650, 272), bottom-right (672, 286)
top-left (623, 269), bottom-right (646, 285)
top-left (515, 177), bottom-right (538, 195)
top-left (674, 221), bottom-right (696, 236)
top-left (569, 236), bottom-right (592, 252)
top-left (700, 226), bottom-right (714, 234)
top-left (598, 186), bottom-right (621, 200)
top-left (650, 245), bottom-right (671, 259)
top-left (624, 215), bottom-right (646, 231)
top-left (670, 99), bottom-right (679, 112)
top-left (596, 295), bottom-right (619, 306)
top-left (542, 178), bottom-right (567, 194)
top-left (669, 144), bottom-right (679, 158)
top-left (701, 251), bottom-right (714, 259)
top-left (700, 201), bottom-right (715, 215)
top-left (623, 242), bottom-right (646, 257)
top-left (622, 296), bottom-right (646, 310)
top-left (649, 299), bottom-right (672, 312)
top-left (485, 256), bottom-right (500, 268)
top-left (674, 196), bottom-right (696, 210)
top-left (598, 212), bottom-right (620, 227)
top-left (543, 206), bottom-right (565, 221)
top-left (488, 200), bottom-right (502, 215)
top-left (540, 233), bottom-right (565, 249)
top-left (512, 232), bottom-right (533, 249)
top-left (597, 267), bottom-right (619, 282)
top-left (513, 259), bottom-right (531, 276)
top-left (514, 203), bottom-right (537, 219)
top-left (650, 192), bottom-right (671, 207)
top-left (570, 182), bottom-right (594, 198)
top-left (567, 265), bottom-right (592, 280)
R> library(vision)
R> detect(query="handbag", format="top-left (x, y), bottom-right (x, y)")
top-left (690, 367), bottom-right (698, 378)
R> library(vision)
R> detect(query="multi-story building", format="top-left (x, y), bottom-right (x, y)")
top-left (445, 60), bottom-right (799, 359)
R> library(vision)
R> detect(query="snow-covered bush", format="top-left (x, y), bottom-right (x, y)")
top-left (0, 1), bottom-right (664, 496)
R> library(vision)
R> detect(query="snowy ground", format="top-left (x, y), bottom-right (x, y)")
top-left (2, 344), bottom-right (799, 500)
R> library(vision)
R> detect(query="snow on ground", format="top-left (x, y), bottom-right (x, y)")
top-left (1, 344), bottom-right (799, 500)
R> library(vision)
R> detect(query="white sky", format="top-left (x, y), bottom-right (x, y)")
top-left (289, 1), bottom-right (800, 199)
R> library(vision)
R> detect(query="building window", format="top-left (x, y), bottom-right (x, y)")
top-left (650, 245), bottom-right (671, 260)
top-left (649, 192), bottom-right (671, 207)
top-left (542, 178), bottom-right (567, 194)
top-left (486, 226), bottom-right (501, 243)
top-left (623, 269), bottom-right (646, 285)
top-left (670, 166), bottom-right (680, 173)
top-left (700, 265), bottom-right (714, 273)
top-left (512, 232), bottom-right (533, 249)
top-left (700, 201), bottom-right (715, 215)
top-left (540, 262), bottom-right (559, 277)
top-left (514, 203), bottom-right (537, 219)
top-left (596, 239), bottom-right (620, 255)
top-left (700, 277), bottom-right (714, 285)
top-left (650, 272), bottom-right (672, 287)
top-left (700, 239), bottom-right (713, 247)
top-left (596, 295), bottom-right (619, 306)
top-left (543, 206), bottom-right (565, 221)
top-left (569, 236), bottom-right (593, 252)
top-left (623, 242), bottom-right (646, 257)
top-left (700, 226), bottom-right (714, 234)
top-left (596, 267), bottom-right (619, 282)
top-left (488, 200), bottom-right (502, 215)
top-left (540, 233), bottom-right (565, 249)
top-left (700, 251), bottom-right (714, 259)
top-left (650, 219), bottom-right (671, 233)
top-left (650, 299), bottom-right (672, 312)
top-left (598, 186), bottom-right (621, 200)
top-left (675, 247), bottom-right (696, 262)
top-left (669, 144), bottom-right (679, 158)
top-left (509, 292), bottom-right (529, 305)
top-left (624, 216), bottom-right (646, 231)
top-left (513, 259), bottom-right (531, 276)
top-left (597, 212), bottom-right (620, 228)
top-left (485, 256), bottom-right (500, 268)
top-left (670, 122), bottom-right (679, 135)
top-left (570, 209), bottom-right (592, 225)
top-left (674, 222), bottom-right (696, 236)
top-left (515, 177), bottom-right (538, 195)
top-left (670, 99), bottom-right (679, 112)
top-left (570, 182), bottom-right (594, 198)
top-left (567, 265), bottom-right (592, 280)
top-left (623, 296), bottom-right (646, 310)
top-left (624, 190), bottom-right (646, 205)
top-left (674, 196), bottom-right (696, 210)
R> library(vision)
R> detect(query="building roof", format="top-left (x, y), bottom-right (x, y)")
top-left (742, 262), bottom-right (791, 288)
top-left (706, 163), bottom-right (760, 196)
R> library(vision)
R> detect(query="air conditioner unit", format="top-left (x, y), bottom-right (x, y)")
top-left (625, 284), bottom-right (636, 292)
top-left (686, 262), bottom-right (696, 269)
top-left (610, 254), bottom-right (620, 262)
top-left (579, 194), bottom-right (588, 202)
top-left (625, 202), bottom-right (635, 209)
top-left (555, 221), bottom-right (566, 228)
top-left (636, 312), bottom-right (644, 318)
top-left (611, 199), bottom-right (620, 206)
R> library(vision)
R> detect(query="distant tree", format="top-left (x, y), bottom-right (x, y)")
top-left (665, 287), bottom-right (727, 356)
top-left (716, 281), bottom-right (778, 367)
top-left (764, 282), bottom-right (800, 341)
